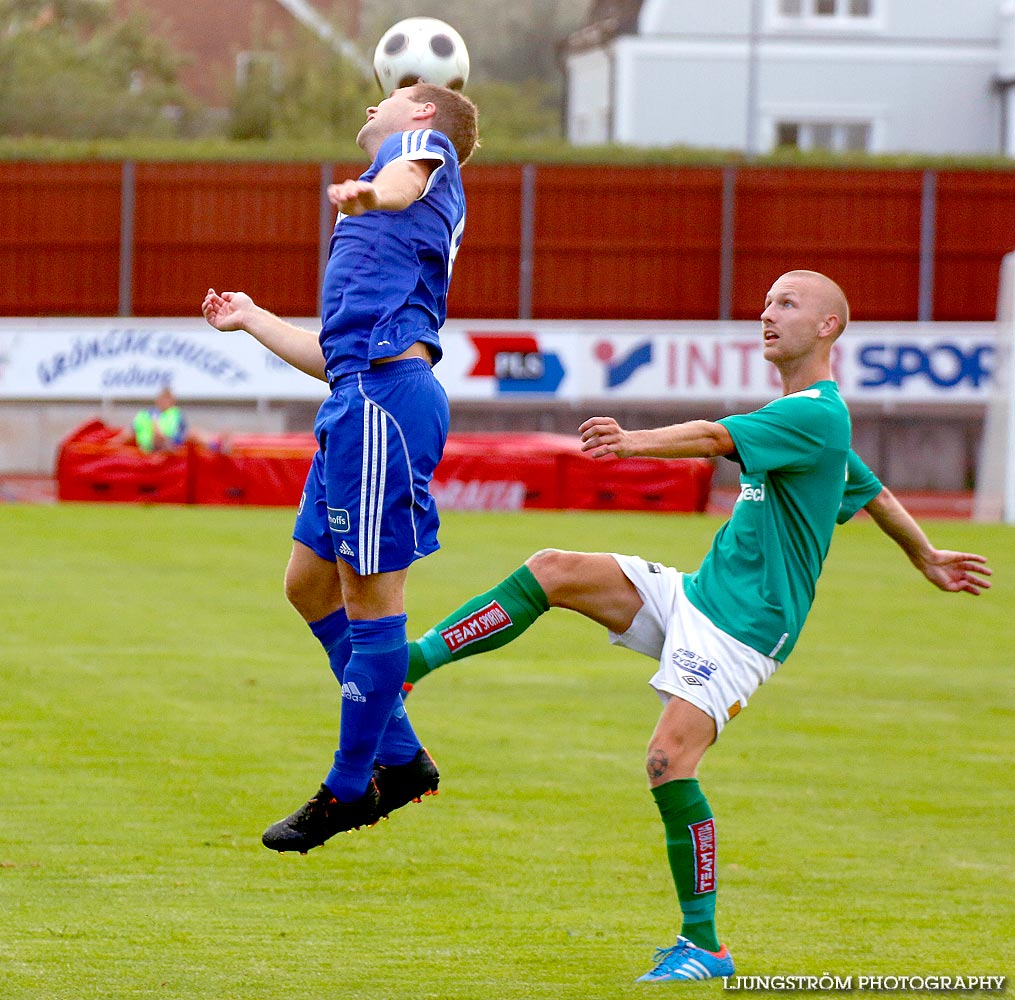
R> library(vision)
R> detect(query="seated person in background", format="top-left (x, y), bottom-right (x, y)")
top-left (133, 386), bottom-right (187, 453)
top-left (113, 386), bottom-right (227, 453)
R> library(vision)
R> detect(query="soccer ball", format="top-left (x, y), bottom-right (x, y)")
top-left (372, 17), bottom-right (470, 93)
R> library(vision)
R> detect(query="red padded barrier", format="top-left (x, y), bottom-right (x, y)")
top-left (433, 432), bottom-right (714, 512)
top-left (55, 424), bottom-right (714, 512)
top-left (56, 420), bottom-right (191, 504)
top-left (190, 435), bottom-right (316, 506)
top-left (559, 451), bottom-right (714, 512)
top-left (433, 433), bottom-right (568, 509)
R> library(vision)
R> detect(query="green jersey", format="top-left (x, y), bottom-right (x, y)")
top-left (133, 405), bottom-right (185, 454)
top-left (683, 381), bottom-right (882, 661)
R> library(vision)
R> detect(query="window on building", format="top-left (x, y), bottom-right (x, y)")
top-left (810, 122), bottom-right (835, 147)
top-left (775, 122), bottom-right (800, 147)
top-left (775, 0), bottom-right (874, 20)
top-left (774, 120), bottom-right (872, 152)
top-left (842, 122), bottom-right (871, 152)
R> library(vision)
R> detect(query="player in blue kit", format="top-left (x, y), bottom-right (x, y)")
top-left (398, 271), bottom-right (992, 981)
top-left (201, 83), bottom-right (479, 853)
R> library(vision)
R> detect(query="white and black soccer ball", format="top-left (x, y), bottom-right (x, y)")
top-left (372, 17), bottom-right (470, 93)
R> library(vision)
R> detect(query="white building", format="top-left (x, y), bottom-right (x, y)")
top-left (563, 0), bottom-right (1015, 156)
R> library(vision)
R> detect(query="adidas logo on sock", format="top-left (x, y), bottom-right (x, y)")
top-left (342, 681), bottom-right (367, 703)
top-left (339, 541), bottom-right (355, 557)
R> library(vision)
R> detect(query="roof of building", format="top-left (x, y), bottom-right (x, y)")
top-left (562, 0), bottom-right (644, 55)
top-left (113, 0), bottom-right (362, 105)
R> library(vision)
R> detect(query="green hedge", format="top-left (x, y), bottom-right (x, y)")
top-left (1, 134), bottom-right (1014, 170)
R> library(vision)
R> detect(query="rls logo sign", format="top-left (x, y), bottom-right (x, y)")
top-left (467, 335), bottom-right (565, 393)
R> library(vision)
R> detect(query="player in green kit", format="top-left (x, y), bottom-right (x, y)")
top-left (400, 271), bottom-right (992, 982)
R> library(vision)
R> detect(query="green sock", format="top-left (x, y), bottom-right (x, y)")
top-left (406, 565), bottom-right (549, 684)
top-left (651, 778), bottom-right (721, 952)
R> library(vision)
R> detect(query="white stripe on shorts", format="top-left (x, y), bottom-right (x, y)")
top-left (355, 376), bottom-right (420, 574)
top-left (358, 392), bottom-right (387, 575)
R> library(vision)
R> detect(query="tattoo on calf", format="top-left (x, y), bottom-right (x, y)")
top-left (646, 748), bottom-right (669, 779)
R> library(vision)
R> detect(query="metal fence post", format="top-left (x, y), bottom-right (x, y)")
top-left (918, 169), bottom-right (937, 322)
top-left (719, 166), bottom-right (737, 320)
top-left (118, 161), bottom-right (135, 318)
top-left (318, 162), bottom-right (334, 317)
top-left (518, 163), bottom-right (537, 320)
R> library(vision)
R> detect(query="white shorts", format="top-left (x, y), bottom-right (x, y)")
top-left (608, 554), bottom-right (779, 736)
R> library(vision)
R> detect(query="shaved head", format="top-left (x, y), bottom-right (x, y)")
top-left (761, 269), bottom-right (849, 391)
top-left (779, 270), bottom-right (850, 337)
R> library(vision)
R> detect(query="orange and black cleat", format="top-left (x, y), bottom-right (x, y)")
top-left (262, 779), bottom-right (381, 853)
top-left (373, 747), bottom-right (439, 818)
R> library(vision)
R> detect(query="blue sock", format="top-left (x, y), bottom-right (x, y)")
top-left (309, 607), bottom-right (351, 685)
top-left (309, 607), bottom-right (420, 768)
top-left (376, 692), bottom-right (422, 768)
top-left (325, 614), bottom-right (411, 801)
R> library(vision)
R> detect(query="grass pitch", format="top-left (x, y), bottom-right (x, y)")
top-left (1, 503), bottom-right (1012, 999)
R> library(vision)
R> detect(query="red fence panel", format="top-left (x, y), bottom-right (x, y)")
top-left (449, 165), bottom-right (523, 319)
top-left (0, 162), bottom-right (121, 315)
top-left (732, 168), bottom-right (925, 320)
top-left (3, 160), bottom-right (1014, 322)
top-left (935, 171), bottom-right (1015, 320)
top-left (131, 162), bottom-right (327, 318)
top-left (531, 166), bottom-right (725, 319)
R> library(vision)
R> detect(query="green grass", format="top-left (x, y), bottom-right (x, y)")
top-left (1, 504), bottom-right (1012, 999)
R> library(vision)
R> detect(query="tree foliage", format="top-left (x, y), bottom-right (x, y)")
top-left (465, 79), bottom-right (563, 149)
top-left (0, 0), bottom-right (190, 138)
top-left (0, 0), bottom-right (588, 143)
top-left (228, 25), bottom-right (377, 142)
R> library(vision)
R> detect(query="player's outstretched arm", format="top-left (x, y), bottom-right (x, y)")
top-left (579, 416), bottom-right (735, 460)
top-left (864, 487), bottom-right (992, 595)
top-left (202, 289), bottom-right (327, 382)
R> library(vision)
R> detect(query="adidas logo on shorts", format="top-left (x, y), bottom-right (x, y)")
top-left (339, 541), bottom-right (355, 557)
top-left (342, 681), bottom-right (366, 703)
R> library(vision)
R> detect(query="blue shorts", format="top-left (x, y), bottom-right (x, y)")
top-left (293, 358), bottom-right (450, 574)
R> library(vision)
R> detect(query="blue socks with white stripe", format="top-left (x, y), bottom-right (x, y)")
top-left (310, 611), bottom-right (418, 801)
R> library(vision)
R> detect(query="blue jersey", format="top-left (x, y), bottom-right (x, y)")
top-left (319, 129), bottom-right (466, 380)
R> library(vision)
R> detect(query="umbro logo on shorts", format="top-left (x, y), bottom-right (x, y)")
top-left (682, 675), bottom-right (703, 687)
